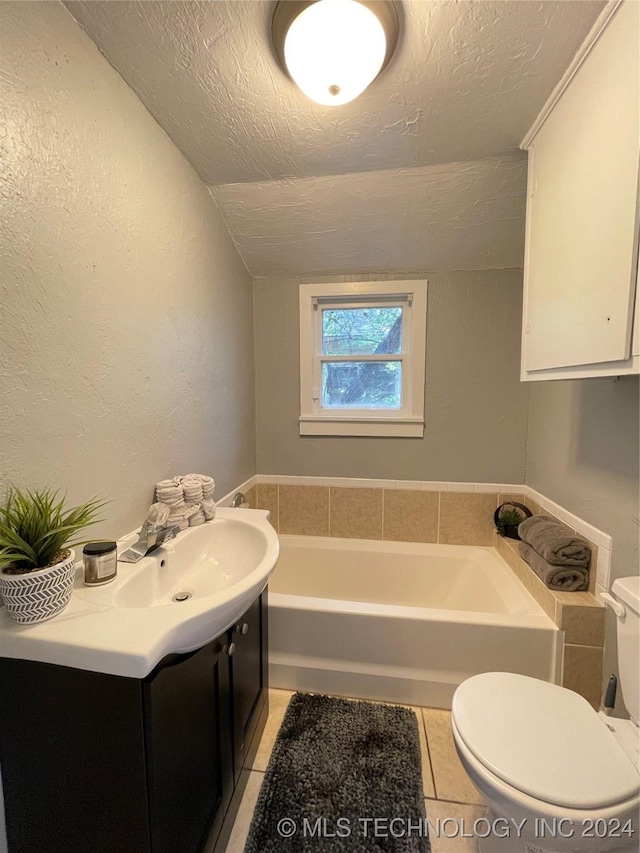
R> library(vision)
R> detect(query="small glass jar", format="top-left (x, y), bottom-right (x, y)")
top-left (83, 541), bottom-right (117, 586)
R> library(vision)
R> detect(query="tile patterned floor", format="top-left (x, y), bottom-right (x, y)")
top-left (225, 689), bottom-right (486, 852)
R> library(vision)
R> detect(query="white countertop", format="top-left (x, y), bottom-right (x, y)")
top-left (0, 509), bottom-right (279, 679)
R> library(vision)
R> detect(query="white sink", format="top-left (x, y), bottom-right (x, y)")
top-left (77, 514), bottom-right (272, 609)
top-left (0, 508), bottom-right (279, 678)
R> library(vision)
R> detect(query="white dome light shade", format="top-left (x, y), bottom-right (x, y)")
top-left (283, 0), bottom-right (388, 106)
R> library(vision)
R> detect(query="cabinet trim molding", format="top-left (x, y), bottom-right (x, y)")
top-left (521, 0), bottom-right (623, 150)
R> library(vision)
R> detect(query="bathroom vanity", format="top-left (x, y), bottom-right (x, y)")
top-left (0, 591), bottom-right (268, 853)
top-left (0, 508), bottom-right (279, 853)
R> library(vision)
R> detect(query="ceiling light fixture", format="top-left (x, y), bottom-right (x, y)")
top-left (272, 0), bottom-right (399, 107)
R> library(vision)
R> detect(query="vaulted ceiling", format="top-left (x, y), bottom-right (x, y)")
top-left (65, 0), bottom-right (604, 276)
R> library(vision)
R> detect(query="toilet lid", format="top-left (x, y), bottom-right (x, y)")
top-left (452, 673), bottom-right (640, 810)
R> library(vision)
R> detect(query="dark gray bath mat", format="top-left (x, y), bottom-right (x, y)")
top-left (244, 693), bottom-right (430, 852)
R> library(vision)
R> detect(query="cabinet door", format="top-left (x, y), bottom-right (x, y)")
top-left (0, 659), bottom-right (150, 853)
top-left (522, 0), bottom-right (639, 376)
top-left (143, 641), bottom-right (232, 853)
top-left (231, 593), bottom-right (267, 778)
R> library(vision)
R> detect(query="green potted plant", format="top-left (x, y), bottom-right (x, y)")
top-left (494, 501), bottom-right (532, 540)
top-left (0, 487), bottom-right (106, 624)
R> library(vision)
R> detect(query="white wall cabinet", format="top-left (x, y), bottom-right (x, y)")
top-left (520, 0), bottom-right (639, 381)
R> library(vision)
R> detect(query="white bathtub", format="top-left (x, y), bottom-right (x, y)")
top-left (269, 536), bottom-right (560, 708)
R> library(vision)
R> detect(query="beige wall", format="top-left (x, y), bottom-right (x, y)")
top-left (526, 377), bottom-right (640, 707)
top-left (254, 270), bottom-right (529, 483)
top-left (0, 1), bottom-right (256, 541)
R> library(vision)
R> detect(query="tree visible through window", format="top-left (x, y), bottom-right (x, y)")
top-left (299, 280), bottom-right (427, 437)
top-left (321, 307), bottom-right (402, 408)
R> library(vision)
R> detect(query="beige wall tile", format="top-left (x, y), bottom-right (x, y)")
top-left (528, 499), bottom-right (542, 516)
top-left (383, 490), bottom-right (439, 543)
top-left (279, 485), bottom-right (329, 536)
top-left (439, 492), bottom-right (497, 546)
top-left (495, 535), bottom-right (557, 622)
top-left (330, 487), bottom-right (382, 539)
top-left (256, 483), bottom-right (279, 532)
top-left (422, 708), bottom-right (484, 805)
top-left (557, 602), bottom-right (605, 647)
top-left (245, 485), bottom-right (257, 509)
top-left (562, 644), bottom-right (604, 709)
top-left (498, 492), bottom-right (525, 507)
top-left (554, 590), bottom-right (600, 608)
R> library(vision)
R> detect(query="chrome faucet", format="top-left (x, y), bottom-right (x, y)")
top-left (231, 491), bottom-right (248, 508)
top-left (118, 520), bottom-right (180, 563)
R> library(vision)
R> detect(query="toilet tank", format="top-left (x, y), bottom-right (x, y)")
top-left (612, 576), bottom-right (640, 725)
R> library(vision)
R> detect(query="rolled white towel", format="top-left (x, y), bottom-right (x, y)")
top-left (156, 482), bottom-right (184, 505)
top-left (167, 508), bottom-right (189, 531)
top-left (146, 502), bottom-right (170, 527)
top-left (156, 477), bottom-right (181, 490)
top-left (202, 498), bottom-right (216, 521)
top-left (188, 509), bottom-right (206, 527)
top-left (198, 475), bottom-right (215, 499)
top-left (167, 501), bottom-right (188, 525)
top-left (181, 475), bottom-right (203, 503)
top-left (184, 502), bottom-right (202, 520)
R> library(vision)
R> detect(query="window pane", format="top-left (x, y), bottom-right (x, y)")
top-left (322, 361), bottom-right (402, 409)
top-left (322, 307), bottom-right (402, 355)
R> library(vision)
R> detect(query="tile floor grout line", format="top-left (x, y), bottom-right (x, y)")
top-left (420, 707), bottom-right (439, 801)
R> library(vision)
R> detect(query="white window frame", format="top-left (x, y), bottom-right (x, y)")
top-left (299, 280), bottom-right (427, 437)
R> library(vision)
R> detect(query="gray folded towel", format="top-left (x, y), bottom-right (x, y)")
top-left (518, 542), bottom-right (589, 591)
top-left (518, 515), bottom-right (591, 567)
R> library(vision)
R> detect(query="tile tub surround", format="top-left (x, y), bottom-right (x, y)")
top-left (496, 536), bottom-right (605, 709)
top-left (225, 476), bottom-right (608, 708)
top-left (252, 476), bottom-right (612, 589)
top-left (252, 475), bottom-right (608, 709)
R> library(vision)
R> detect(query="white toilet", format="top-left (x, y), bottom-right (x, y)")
top-left (451, 576), bottom-right (640, 853)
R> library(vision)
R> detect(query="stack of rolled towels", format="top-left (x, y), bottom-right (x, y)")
top-left (154, 474), bottom-right (216, 531)
top-left (517, 515), bottom-right (591, 591)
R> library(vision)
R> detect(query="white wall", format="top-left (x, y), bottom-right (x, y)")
top-left (0, 4), bottom-right (257, 845)
top-left (254, 270), bottom-right (530, 483)
top-left (0, 2), bottom-right (256, 545)
top-left (526, 376), bottom-right (640, 709)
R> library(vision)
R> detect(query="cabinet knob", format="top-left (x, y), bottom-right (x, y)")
top-left (222, 642), bottom-right (236, 657)
top-left (236, 622), bottom-right (249, 635)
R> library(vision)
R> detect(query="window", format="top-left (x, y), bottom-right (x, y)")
top-left (299, 281), bottom-right (427, 436)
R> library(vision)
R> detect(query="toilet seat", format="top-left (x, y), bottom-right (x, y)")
top-left (451, 672), bottom-right (640, 810)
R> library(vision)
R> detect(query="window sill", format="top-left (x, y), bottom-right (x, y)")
top-left (298, 417), bottom-right (424, 437)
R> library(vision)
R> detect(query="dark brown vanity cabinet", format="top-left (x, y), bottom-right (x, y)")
top-left (144, 638), bottom-right (233, 853)
top-left (0, 591), bottom-right (268, 853)
top-left (230, 593), bottom-right (267, 782)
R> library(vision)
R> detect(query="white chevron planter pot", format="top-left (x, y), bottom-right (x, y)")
top-left (0, 549), bottom-right (76, 624)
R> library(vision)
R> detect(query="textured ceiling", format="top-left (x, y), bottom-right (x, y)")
top-left (66, 0), bottom-right (604, 275)
top-left (211, 157), bottom-right (527, 276)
